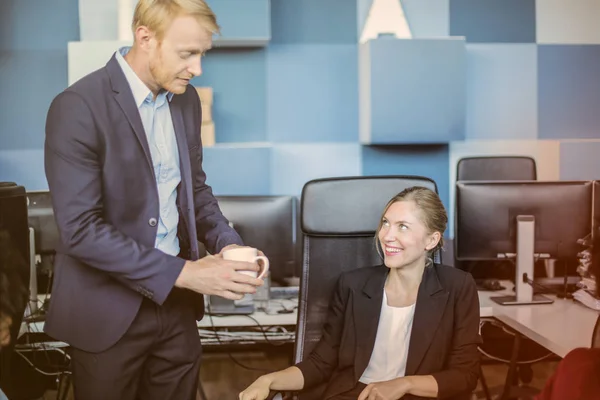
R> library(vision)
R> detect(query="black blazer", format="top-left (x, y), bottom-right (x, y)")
top-left (296, 264), bottom-right (481, 400)
top-left (43, 55), bottom-right (243, 353)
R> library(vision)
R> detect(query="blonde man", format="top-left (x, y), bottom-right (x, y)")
top-left (44, 1), bottom-right (265, 398)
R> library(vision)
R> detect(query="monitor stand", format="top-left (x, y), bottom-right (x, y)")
top-left (491, 215), bottom-right (554, 306)
top-left (26, 227), bottom-right (39, 315)
top-left (206, 295), bottom-right (254, 315)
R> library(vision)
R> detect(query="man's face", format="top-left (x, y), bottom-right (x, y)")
top-left (148, 15), bottom-right (213, 94)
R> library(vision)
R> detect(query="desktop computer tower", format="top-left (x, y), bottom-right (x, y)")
top-left (0, 182), bottom-right (30, 395)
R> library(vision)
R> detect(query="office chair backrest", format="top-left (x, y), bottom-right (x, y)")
top-left (456, 156), bottom-right (537, 181)
top-left (295, 176), bottom-right (439, 399)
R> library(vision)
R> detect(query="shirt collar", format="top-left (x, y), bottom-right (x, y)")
top-left (115, 46), bottom-right (174, 108)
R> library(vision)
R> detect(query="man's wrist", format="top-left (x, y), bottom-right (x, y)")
top-left (174, 261), bottom-right (192, 289)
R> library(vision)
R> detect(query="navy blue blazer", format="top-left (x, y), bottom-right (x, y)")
top-left (43, 55), bottom-right (242, 353)
top-left (296, 264), bottom-right (482, 400)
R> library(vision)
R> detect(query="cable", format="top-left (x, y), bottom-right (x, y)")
top-left (12, 348), bottom-right (71, 377)
top-left (205, 300), bottom-right (287, 372)
top-left (521, 274), bottom-right (568, 297)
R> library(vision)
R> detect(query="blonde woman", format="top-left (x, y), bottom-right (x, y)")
top-left (241, 187), bottom-right (481, 400)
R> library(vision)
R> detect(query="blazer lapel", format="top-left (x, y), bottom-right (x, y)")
top-left (353, 265), bottom-right (388, 381)
top-left (405, 265), bottom-right (449, 376)
top-left (106, 55), bottom-right (154, 172)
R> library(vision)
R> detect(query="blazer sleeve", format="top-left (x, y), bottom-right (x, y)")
top-left (430, 273), bottom-right (482, 398)
top-left (44, 91), bottom-right (185, 305)
top-left (295, 273), bottom-right (349, 389)
top-left (187, 88), bottom-right (243, 254)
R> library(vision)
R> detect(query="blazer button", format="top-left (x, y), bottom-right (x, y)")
top-left (148, 218), bottom-right (157, 227)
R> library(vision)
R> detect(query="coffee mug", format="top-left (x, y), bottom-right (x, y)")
top-left (222, 247), bottom-right (269, 279)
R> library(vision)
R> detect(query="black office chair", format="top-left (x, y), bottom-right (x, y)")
top-left (455, 156), bottom-right (550, 399)
top-left (276, 176), bottom-right (441, 400)
top-left (456, 156), bottom-right (537, 181)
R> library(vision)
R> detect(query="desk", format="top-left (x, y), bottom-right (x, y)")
top-left (478, 282), bottom-right (599, 357)
top-left (21, 286), bottom-right (599, 356)
top-left (20, 297), bottom-right (298, 347)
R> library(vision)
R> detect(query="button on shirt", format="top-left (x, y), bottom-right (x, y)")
top-left (115, 47), bottom-right (181, 257)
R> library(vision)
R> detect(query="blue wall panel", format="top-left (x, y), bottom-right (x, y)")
top-left (271, 0), bottom-right (357, 44)
top-left (361, 145), bottom-right (450, 216)
top-left (402, 0), bottom-right (449, 38)
top-left (449, 0), bottom-right (536, 43)
top-left (0, 0), bottom-right (79, 51)
top-left (206, 0), bottom-right (271, 46)
top-left (559, 141), bottom-right (600, 180)
top-left (466, 44), bottom-right (537, 140)
top-left (270, 144), bottom-right (361, 195)
top-left (193, 48), bottom-right (267, 143)
top-left (202, 145), bottom-right (271, 195)
top-left (538, 45), bottom-right (600, 139)
top-left (362, 38), bottom-right (466, 144)
top-left (0, 51), bottom-right (69, 149)
top-left (0, 149), bottom-right (47, 190)
top-left (267, 44), bottom-right (358, 143)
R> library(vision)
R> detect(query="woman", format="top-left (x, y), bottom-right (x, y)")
top-left (240, 187), bottom-right (481, 400)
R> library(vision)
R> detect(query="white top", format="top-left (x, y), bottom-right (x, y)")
top-left (359, 291), bottom-right (416, 384)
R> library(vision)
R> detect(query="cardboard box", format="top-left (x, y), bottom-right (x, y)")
top-left (195, 87), bottom-right (213, 104)
top-left (201, 121), bottom-right (215, 147)
top-left (195, 87), bottom-right (213, 123)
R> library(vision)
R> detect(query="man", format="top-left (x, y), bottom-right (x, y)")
top-left (44, 1), bottom-right (264, 399)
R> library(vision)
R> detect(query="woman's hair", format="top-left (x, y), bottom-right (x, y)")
top-left (132, 0), bottom-right (220, 40)
top-left (375, 186), bottom-right (448, 262)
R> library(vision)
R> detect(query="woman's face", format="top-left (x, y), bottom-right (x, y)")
top-left (377, 200), bottom-right (440, 269)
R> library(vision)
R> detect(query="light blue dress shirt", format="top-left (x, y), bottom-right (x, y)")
top-left (116, 47), bottom-right (181, 256)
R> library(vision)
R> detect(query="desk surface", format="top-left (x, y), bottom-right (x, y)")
top-left (478, 282), bottom-right (599, 358)
top-left (22, 286), bottom-right (599, 357)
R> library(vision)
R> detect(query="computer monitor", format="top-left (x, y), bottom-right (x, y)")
top-left (456, 180), bottom-right (592, 305)
top-left (25, 191), bottom-right (60, 300)
top-left (215, 195), bottom-right (297, 285)
top-left (26, 191), bottom-right (60, 257)
top-left (204, 196), bottom-right (297, 315)
top-left (594, 181), bottom-right (600, 238)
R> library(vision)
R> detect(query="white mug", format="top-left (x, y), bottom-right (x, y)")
top-left (222, 247), bottom-right (269, 279)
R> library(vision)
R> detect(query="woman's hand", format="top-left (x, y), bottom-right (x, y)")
top-left (239, 377), bottom-right (272, 400)
top-left (358, 378), bottom-right (410, 400)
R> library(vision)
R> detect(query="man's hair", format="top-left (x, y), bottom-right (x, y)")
top-left (132, 0), bottom-right (220, 40)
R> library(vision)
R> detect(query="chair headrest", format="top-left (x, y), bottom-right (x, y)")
top-left (301, 176), bottom-right (437, 236)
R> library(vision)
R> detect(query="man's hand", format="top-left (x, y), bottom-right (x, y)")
top-left (175, 255), bottom-right (264, 300)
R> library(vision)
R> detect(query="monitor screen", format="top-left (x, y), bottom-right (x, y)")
top-left (456, 181), bottom-right (592, 261)
top-left (215, 196), bottom-right (297, 285)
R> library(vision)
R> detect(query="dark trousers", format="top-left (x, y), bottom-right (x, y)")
top-left (70, 291), bottom-right (201, 400)
top-left (329, 383), bottom-right (368, 400)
